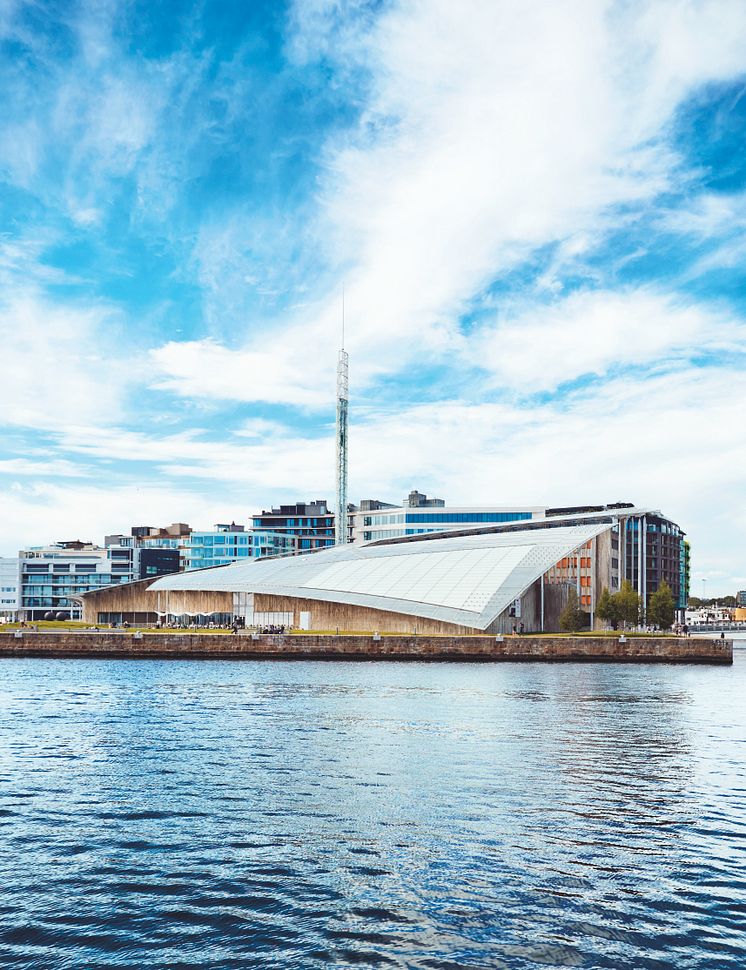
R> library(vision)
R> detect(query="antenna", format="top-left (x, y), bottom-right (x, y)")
top-left (336, 288), bottom-right (349, 545)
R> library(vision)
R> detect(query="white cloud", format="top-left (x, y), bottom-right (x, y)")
top-left (346, 365), bottom-right (746, 592)
top-left (0, 459), bottom-right (91, 478)
top-left (470, 288), bottom-right (744, 392)
top-left (149, 339), bottom-right (332, 407)
top-left (0, 481), bottom-right (229, 554)
top-left (660, 191), bottom-right (746, 238)
top-left (154, 0), bottom-right (746, 406)
top-left (0, 289), bottom-right (131, 430)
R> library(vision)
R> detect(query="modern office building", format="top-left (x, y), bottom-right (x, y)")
top-left (252, 501), bottom-right (336, 551)
top-left (350, 494), bottom-right (543, 543)
top-left (137, 548), bottom-right (181, 579)
top-left (18, 542), bottom-right (135, 621)
top-left (622, 512), bottom-right (687, 613)
top-left (182, 523), bottom-right (298, 570)
top-left (104, 534), bottom-right (181, 580)
top-left (80, 505), bottom-right (687, 631)
top-left (17, 536), bottom-right (181, 621)
top-left (0, 557), bottom-right (20, 621)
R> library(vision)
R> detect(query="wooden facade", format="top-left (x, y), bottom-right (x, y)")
top-left (81, 580), bottom-right (232, 625)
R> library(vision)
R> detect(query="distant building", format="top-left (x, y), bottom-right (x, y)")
top-left (350, 498), bottom-right (541, 544)
top-left (112, 524), bottom-right (191, 567)
top-left (131, 523), bottom-right (191, 540)
top-left (18, 538), bottom-right (181, 621)
top-left (737, 591), bottom-right (746, 607)
top-left (252, 500), bottom-right (335, 551)
top-left (138, 548), bottom-right (181, 580)
top-left (18, 542), bottom-right (134, 621)
top-left (621, 512), bottom-right (687, 614)
top-left (403, 489), bottom-right (445, 508)
top-left (685, 606), bottom-right (733, 625)
top-left (182, 523), bottom-right (297, 570)
top-left (0, 557), bottom-right (20, 621)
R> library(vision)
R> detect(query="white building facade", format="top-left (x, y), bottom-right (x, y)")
top-left (19, 543), bottom-right (138, 621)
top-left (0, 557), bottom-right (20, 621)
top-left (351, 505), bottom-right (546, 544)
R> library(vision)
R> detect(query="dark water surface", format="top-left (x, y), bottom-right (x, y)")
top-left (0, 654), bottom-right (745, 969)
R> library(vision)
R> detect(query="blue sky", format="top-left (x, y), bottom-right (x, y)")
top-left (0, 0), bottom-right (745, 594)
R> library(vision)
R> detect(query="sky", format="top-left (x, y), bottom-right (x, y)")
top-left (0, 0), bottom-right (745, 595)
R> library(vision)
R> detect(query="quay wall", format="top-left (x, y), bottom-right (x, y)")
top-left (0, 632), bottom-right (733, 664)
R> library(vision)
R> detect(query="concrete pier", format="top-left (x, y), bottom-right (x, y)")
top-left (0, 632), bottom-right (733, 664)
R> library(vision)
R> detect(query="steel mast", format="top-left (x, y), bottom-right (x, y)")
top-left (335, 293), bottom-right (349, 545)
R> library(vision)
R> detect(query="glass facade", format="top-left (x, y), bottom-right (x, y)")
top-left (251, 514), bottom-right (336, 550)
top-left (19, 549), bottom-right (134, 620)
top-left (404, 512), bottom-right (532, 524)
top-left (624, 515), bottom-right (684, 613)
top-left (360, 510), bottom-right (535, 542)
top-left (183, 531), bottom-right (297, 570)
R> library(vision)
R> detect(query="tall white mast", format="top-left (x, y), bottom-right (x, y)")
top-left (335, 292), bottom-right (349, 545)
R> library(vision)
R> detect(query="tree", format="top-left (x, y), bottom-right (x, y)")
top-left (560, 587), bottom-right (586, 632)
top-left (614, 580), bottom-right (641, 628)
top-left (596, 586), bottom-right (620, 629)
top-left (648, 580), bottom-right (676, 630)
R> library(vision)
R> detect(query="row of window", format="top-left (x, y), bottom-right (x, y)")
top-left (23, 574), bottom-right (118, 585)
top-left (24, 565), bottom-right (113, 575)
top-left (406, 512), bottom-right (533, 524)
top-left (363, 511), bottom-right (533, 527)
top-left (187, 535), bottom-right (295, 547)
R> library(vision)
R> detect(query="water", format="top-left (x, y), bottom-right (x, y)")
top-left (1, 652), bottom-right (745, 969)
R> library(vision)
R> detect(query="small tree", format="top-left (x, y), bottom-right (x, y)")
top-left (613, 580), bottom-right (641, 628)
top-left (596, 586), bottom-right (619, 630)
top-left (648, 580), bottom-right (675, 630)
top-left (560, 587), bottom-right (585, 632)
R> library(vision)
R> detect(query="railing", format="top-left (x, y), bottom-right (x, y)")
top-left (686, 622), bottom-right (746, 631)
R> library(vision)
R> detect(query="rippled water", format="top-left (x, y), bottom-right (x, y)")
top-left (1, 652), bottom-right (745, 969)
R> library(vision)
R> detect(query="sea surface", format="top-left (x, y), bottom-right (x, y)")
top-left (0, 649), bottom-right (745, 969)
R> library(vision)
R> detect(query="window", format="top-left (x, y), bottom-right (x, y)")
top-left (403, 511), bottom-right (532, 524)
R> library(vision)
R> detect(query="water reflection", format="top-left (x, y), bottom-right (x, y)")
top-left (0, 656), bottom-right (744, 968)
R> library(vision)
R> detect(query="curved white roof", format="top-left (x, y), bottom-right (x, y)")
top-left (151, 522), bottom-right (612, 630)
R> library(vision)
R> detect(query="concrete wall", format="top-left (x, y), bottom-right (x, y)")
top-left (0, 632), bottom-right (732, 664)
